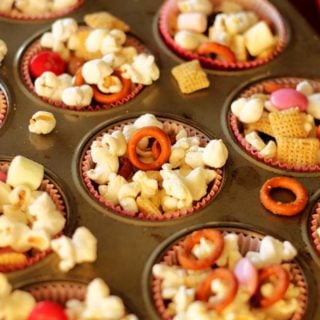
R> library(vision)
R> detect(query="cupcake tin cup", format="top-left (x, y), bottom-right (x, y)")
top-left (0, 0), bottom-right (320, 318)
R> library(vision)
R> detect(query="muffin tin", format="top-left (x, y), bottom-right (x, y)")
top-left (0, 0), bottom-right (320, 319)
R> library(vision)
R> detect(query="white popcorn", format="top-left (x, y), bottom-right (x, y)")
top-left (174, 30), bottom-right (209, 51)
top-left (264, 298), bottom-right (299, 320)
top-left (0, 0), bottom-right (14, 12)
top-left (259, 140), bottom-right (277, 159)
top-left (177, 0), bottom-right (213, 15)
top-left (23, 228), bottom-right (51, 251)
top-left (2, 204), bottom-right (28, 224)
top-left (208, 14), bottom-right (231, 45)
top-left (244, 21), bottom-right (275, 57)
top-left (98, 75), bottom-right (122, 94)
top-left (202, 139), bottom-right (228, 168)
top-left (40, 32), bottom-right (55, 48)
top-left (101, 29), bottom-right (126, 55)
top-left (51, 227), bottom-right (97, 272)
top-left (103, 46), bottom-right (138, 69)
top-left (0, 182), bottom-right (10, 212)
top-left (245, 131), bottom-right (266, 151)
top-left (224, 11), bottom-right (258, 35)
top-left (61, 85), bottom-right (93, 108)
top-left (152, 264), bottom-right (186, 287)
top-left (0, 290), bottom-right (36, 320)
top-left (29, 192), bottom-right (66, 236)
top-left (82, 59), bottom-right (113, 85)
top-left (192, 237), bottom-right (215, 260)
top-left (174, 286), bottom-right (196, 314)
top-left (99, 173), bottom-right (127, 205)
top-left (15, 0), bottom-right (51, 14)
top-left (307, 93), bottom-right (320, 119)
top-left (231, 97), bottom-right (264, 123)
top-left (216, 233), bottom-right (242, 269)
top-left (183, 301), bottom-right (212, 320)
top-left (34, 71), bottom-right (60, 99)
top-left (132, 171), bottom-right (158, 198)
top-left (52, 0), bottom-right (77, 11)
top-left (118, 182), bottom-right (140, 213)
top-left (0, 273), bottom-right (11, 298)
top-left (121, 53), bottom-right (160, 85)
top-left (184, 146), bottom-right (204, 168)
top-left (296, 80), bottom-right (314, 96)
top-left (28, 111), bottom-right (56, 135)
top-left (86, 164), bottom-right (117, 185)
top-left (86, 29), bottom-right (109, 53)
top-left (246, 236), bottom-right (297, 268)
top-left (0, 39), bottom-right (7, 64)
top-left (170, 147), bottom-right (187, 168)
top-left (133, 113), bottom-right (163, 129)
top-left (100, 131), bottom-right (127, 157)
top-left (52, 18), bottom-right (78, 42)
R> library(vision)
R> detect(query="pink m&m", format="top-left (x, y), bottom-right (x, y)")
top-left (270, 88), bottom-right (308, 111)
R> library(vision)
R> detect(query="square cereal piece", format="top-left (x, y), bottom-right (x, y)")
top-left (84, 11), bottom-right (130, 32)
top-left (269, 108), bottom-right (308, 138)
top-left (245, 112), bottom-right (274, 137)
top-left (276, 136), bottom-right (319, 167)
top-left (171, 60), bottom-right (209, 94)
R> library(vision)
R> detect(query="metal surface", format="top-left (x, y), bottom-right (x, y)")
top-left (0, 0), bottom-right (320, 319)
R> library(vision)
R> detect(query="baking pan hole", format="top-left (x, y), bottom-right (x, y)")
top-left (223, 76), bottom-right (320, 176)
top-left (0, 157), bottom-right (72, 273)
top-left (74, 114), bottom-right (226, 224)
top-left (143, 223), bottom-right (309, 320)
top-left (16, 22), bottom-right (156, 112)
top-left (0, 0), bottom-right (84, 22)
top-left (156, 0), bottom-right (288, 71)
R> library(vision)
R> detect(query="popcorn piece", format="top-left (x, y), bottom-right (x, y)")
top-left (244, 21), bottom-right (275, 57)
top-left (0, 0), bottom-right (14, 12)
top-left (0, 39), bottom-right (7, 64)
top-left (177, 0), bottom-right (213, 15)
top-left (245, 131), bottom-right (266, 151)
top-left (86, 29), bottom-right (109, 53)
top-left (246, 236), bottom-right (297, 268)
top-left (34, 71), bottom-right (60, 99)
top-left (15, 0), bottom-right (51, 14)
top-left (202, 139), bottom-right (228, 168)
top-left (100, 131), bottom-right (127, 157)
top-left (231, 97), bottom-right (264, 123)
top-left (171, 60), bottom-right (209, 94)
top-left (224, 11), bottom-right (258, 35)
top-left (29, 192), bottom-right (65, 236)
top-left (7, 155), bottom-right (44, 191)
top-left (0, 182), bottom-right (11, 211)
top-left (216, 233), bottom-right (242, 269)
top-left (259, 140), bottom-right (277, 159)
top-left (132, 171), bottom-right (158, 198)
top-left (192, 237), bottom-right (215, 260)
top-left (121, 53), bottom-right (160, 85)
top-left (208, 14), bottom-right (231, 45)
top-left (81, 59), bottom-right (113, 84)
top-left (98, 173), bottom-right (127, 205)
top-left (174, 286), bottom-right (196, 314)
top-left (118, 182), bottom-right (140, 213)
top-left (0, 273), bottom-right (11, 298)
top-left (51, 227), bottom-right (97, 272)
top-left (174, 30), bottom-right (209, 51)
top-left (102, 46), bottom-right (137, 69)
top-left (61, 85), bottom-right (93, 108)
top-left (98, 75), bottom-right (122, 94)
top-left (101, 29), bottom-right (126, 54)
top-left (307, 93), bottom-right (320, 119)
top-left (296, 80), bottom-right (314, 96)
top-left (133, 113), bottom-right (163, 129)
top-left (52, 18), bottom-right (78, 42)
top-left (28, 111), bottom-right (56, 135)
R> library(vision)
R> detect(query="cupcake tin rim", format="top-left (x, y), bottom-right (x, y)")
top-left (1, 0), bottom-right (320, 318)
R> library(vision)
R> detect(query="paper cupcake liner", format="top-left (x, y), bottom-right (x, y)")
top-left (0, 89), bottom-right (8, 128)
top-left (158, 0), bottom-right (287, 70)
top-left (0, 0), bottom-right (84, 21)
top-left (310, 203), bottom-right (320, 254)
top-left (20, 34), bottom-right (145, 112)
top-left (81, 118), bottom-right (224, 221)
top-left (25, 281), bottom-right (87, 304)
top-left (229, 77), bottom-right (320, 172)
top-left (0, 161), bottom-right (66, 273)
top-left (151, 228), bottom-right (307, 320)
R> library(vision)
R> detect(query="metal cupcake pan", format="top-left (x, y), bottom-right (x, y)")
top-left (0, 0), bottom-right (320, 318)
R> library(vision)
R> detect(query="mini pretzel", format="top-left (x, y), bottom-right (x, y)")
top-left (74, 69), bottom-right (132, 104)
top-left (259, 176), bottom-right (308, 216)
top-left (127, 126), bottom-right (171, 170)
top-left (197, 42), bottom-right (236, 63)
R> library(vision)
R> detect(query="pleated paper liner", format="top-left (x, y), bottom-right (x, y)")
top-left (20, 33), bottom-right (145, 112)
top-left (310, 201), bottom-right (320, 256)
top-left (0, 89), bottom-right (8, 128)
top-left (0, 160), bottom-right (67, 272)
top-left (150, 227), bottom-right (307, 320)
top-left (229, 77), bottom-right (320, 172)
top-left (0, 0), bottom-right (84, 21)
top-left (158, 0), bottom-right (287, 70)
top-left (80, 118), bottom-right (224, 221)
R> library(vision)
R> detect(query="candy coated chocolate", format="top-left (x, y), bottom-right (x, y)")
top-left (270, 88), bottom-right (308, 111)
top-left (234, 258), bottom-right (258, 297)
top-left (28, 301), bottom-right (68, 320)
top-left (29, 51), bottom-right (66, 78)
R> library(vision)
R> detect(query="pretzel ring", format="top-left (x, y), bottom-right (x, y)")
top-left (74, 69), bottom-right (132, 104)
top-left (127, 126), bottom-right (171, 170)
top-left (197, 42), bottom-right (236, 63)
top-left (259, 176), bottom-right (308, 216)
